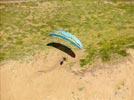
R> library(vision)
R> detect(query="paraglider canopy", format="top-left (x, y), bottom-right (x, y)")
top-left (47, 42), bottom-right (76, 58)
top-left (49, 30), bottom-right (83, 49)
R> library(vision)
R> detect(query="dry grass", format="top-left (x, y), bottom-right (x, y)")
top-left (0, 0), bottom-right (134, 67)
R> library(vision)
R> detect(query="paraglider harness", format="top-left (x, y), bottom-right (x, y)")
top-left (60, 57), bottom-right (66, 65)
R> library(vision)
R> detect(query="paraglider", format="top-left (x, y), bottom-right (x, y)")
top-left (49, 30), bottom-right (83, 49)
top-left (47, 30), bottom-right (83, 60)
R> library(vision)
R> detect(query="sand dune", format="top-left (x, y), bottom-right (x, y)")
top-left (0, 49), bottom-right (134, 100)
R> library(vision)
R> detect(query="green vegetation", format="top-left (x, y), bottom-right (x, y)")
top-left (0, 0), bottom-right (134, 67)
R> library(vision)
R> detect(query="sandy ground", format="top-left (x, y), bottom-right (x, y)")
top-left (0, 49), bottom-right (134, 100)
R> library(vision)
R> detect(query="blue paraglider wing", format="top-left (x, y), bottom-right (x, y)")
top-left (49, 31), bottom-right (83, 49)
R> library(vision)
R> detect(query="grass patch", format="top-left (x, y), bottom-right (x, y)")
top-left (0, 0), bottom-right (134, 67)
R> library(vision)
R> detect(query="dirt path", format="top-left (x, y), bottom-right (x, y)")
top-left (0, 49), bottom-right (134, 100)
